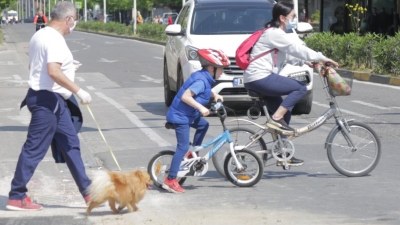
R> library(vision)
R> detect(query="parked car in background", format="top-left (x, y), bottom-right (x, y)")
top-left (22, 17), bottom-right (35, 23)
top-left (162, 12), bottom-right (178, 25)
top-left (163, 0), bottom-right (314, 114)
top-left (106, 15), bottom-right (115, 23)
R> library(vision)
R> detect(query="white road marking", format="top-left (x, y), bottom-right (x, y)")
top-left (76, 77), bottom-right (85, 82)
top-left (86, 86), bottom-right (95, 90)
top-left (0, 108), bottom-right (14, 112)
top-left (71, 50), bottom-right (79, 52)
top-left (153, 57), bottom-right (163, 60)
top-left (99, 58), bottom-right (117, 63)
top-left (105, 41), bottom-right (123, 44)
top-left (312, 101), bottom-right (372, 119)
top-left (13, 75), bottom-right (21, 80)
top-left (95, 92), bottom-right (170, 147)
top-left (351, 100), bottom-right (391, 110)
top-left (140, 75), bottom-right (162, 83)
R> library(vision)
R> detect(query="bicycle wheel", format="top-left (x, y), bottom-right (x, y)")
top-left (224, 148), bottom-right (264, 187)
top-left (147, 150), bottom-right (187, 189)
top-left (327, 121), bottom-right (381, 177)
top-left (212, 127), bottom-right (267, 178)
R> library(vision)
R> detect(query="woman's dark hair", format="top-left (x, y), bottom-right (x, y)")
top-left (265, 2), bottom-right (294, 28)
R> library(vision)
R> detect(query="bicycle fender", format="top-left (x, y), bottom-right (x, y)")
top-left (325, 119), bottom-right (355, 149)
top-left (158, 149), bottom-right (176, 154)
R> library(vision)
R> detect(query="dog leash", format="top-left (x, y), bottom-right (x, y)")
top-left (85, 104), bottom-right (122, 171)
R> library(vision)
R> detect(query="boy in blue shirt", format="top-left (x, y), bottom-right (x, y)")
top-left (163, 49), bottom-right (231, 193)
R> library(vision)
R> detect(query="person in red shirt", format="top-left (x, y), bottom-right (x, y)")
top-left (34, 10), bottom-right (48, 31)
top-left (168, 15), bottom-right (173, 25)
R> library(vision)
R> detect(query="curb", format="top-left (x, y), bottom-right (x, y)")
top-left (76, 29), bottom-right (166, 46)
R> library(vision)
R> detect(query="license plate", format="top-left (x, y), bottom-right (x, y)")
top-left (233, 78), bottom-right (244, 87)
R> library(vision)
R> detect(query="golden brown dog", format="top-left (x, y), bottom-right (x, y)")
top-left (86, 170), bottom-right (153, 215)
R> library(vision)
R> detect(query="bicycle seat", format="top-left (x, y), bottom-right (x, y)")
top-left (247, 90), bottom-right (265, 98)
top-left (165, 122), bottom-right (174, 130)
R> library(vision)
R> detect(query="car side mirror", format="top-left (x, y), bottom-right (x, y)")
top-left (165, 24), bottom-right (185, 36)
top-left (296, 22), bottom-right (313, 34)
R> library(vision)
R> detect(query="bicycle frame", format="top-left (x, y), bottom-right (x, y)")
top-left (227, 64), bottom-right (357, 150)
top-left (177, 108), bottom-right (245, 177)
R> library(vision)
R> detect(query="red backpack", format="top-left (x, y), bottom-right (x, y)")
top-left (235, 27), bottom-right (278, 70)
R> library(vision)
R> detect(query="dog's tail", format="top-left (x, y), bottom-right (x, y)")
top-left (89, 170), bottom-right (115, 202)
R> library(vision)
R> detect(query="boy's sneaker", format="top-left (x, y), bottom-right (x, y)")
top-left (6, 196), bottom-right (43, 211)
top-left (276, 156), bottom-right (304, 167)
top-left (162, 177), bottom-right (185, 193)
top-left (84, 194), bottom-right (91, 206)
top-left (185, 151), bottom-right (199, 159)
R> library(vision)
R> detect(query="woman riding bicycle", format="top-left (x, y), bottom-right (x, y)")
top-left (163, 49), bottom-right (230, 193)
top-left (243, 2), bottom-right (338, 166)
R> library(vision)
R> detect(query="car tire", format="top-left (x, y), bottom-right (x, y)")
top-left (164, 61), bottom-right (176, 107)
top-left (292, 90), bottom-right (313, 115)
top-left (177, 66), bottom-right (184, 90)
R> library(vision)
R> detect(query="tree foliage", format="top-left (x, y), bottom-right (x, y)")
top-left (0, 0), bottom-right (14, 11)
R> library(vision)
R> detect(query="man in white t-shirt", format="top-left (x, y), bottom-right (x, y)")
top-left (6, 2), bottom-right (92, 211)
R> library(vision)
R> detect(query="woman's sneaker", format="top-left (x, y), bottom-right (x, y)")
top-left (6, 196), bottom-right (43, 211)
top-left (268, 117), bottom-right (294, 131)
top-left (162, 177), bottom-right (185, 193)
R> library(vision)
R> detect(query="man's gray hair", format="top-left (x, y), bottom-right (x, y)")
top-left (51, 1), bottom-right (76, 20)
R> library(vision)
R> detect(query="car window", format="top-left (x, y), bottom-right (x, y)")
top-left (191, 6), bottom-right (272, 34)
top-left (177, 6), bottom-right (189, 26)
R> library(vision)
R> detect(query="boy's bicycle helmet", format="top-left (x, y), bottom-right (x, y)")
top-left (198, 49), bottom-right (231, 68)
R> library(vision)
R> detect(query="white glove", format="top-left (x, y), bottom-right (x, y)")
top-left (73, 60), bottom-right (82, 71)
top-left (76, 88), bottom-right (92, 104)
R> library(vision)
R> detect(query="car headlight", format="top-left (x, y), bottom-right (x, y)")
top-left (288, 72), bottom-right (309, 82)
top-left (185, 46), bottom-right (199, 61)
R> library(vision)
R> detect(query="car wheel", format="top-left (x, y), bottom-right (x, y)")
top-left (292, 90), bottom-right (313, 115)
top-left (177, 67), bottom-right (184, 90)
top-left (164, 61), bottom-right (175, 107)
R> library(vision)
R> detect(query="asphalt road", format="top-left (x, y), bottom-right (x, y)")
top-left (0, 23), bottom-right (399, 225)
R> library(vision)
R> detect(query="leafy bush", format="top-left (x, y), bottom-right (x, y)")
top-left (137, 23), bottom-right (167, 41)
top-left (372, 33), bottom-right (400, 75)
top-left (304, 32), bottom-right (400, 76)
top-left (76, 21), bottom-right (166, 41)
top-left (311, 10), bottom-right (320, 22)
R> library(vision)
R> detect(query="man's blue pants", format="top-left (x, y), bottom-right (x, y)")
top-left (9, 89), bottom-right (91, 200)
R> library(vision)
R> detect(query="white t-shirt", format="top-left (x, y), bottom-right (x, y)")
top-left (28, 26), bottom-right (75, 99)
top-left (243, 27), bottom-right (326, 83)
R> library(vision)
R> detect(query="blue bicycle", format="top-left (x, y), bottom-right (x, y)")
top-left (147, 102), bottom-right (264, 188)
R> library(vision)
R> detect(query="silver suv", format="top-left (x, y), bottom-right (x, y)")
top-left (163, 0), bottom-right (314, 114)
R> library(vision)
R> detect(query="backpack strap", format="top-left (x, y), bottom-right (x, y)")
top-left (249, 48), bottom-right (278, 67)
top-left (249, 27), bottom-right (279, 67)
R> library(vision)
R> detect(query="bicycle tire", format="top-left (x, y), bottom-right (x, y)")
top-left (327, 121), bottom-right (381, 177)
top-left (147, 150), bottom-right (186, 189)
top-left (212, 127), bottom-right (267, 178)
top-left (224, 148), bottom-right (264, 187)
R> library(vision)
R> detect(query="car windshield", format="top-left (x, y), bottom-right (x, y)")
top-left (191, 5), bottom-right (272, 35)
